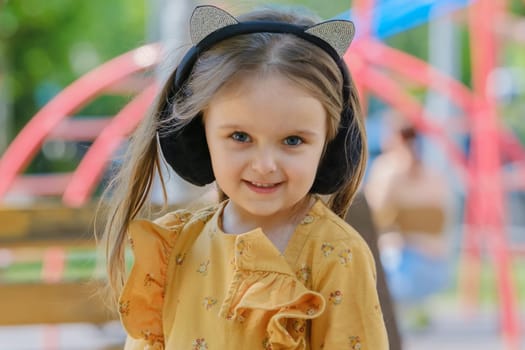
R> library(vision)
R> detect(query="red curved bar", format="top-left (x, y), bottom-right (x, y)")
top-left (353, 39), bottom-right (474, 116)
top-left (346, 55), bottom-right (470, 183)
top-left (0, 44), bottom-right (161, 200)
top-left (467, 1), bottom-right (520, 348)
top-left (10, 173), bottom-right (73, 197)
top-left (62, 84), bottom-right (158, 207)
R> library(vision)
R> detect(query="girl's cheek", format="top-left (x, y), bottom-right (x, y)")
top-left (223, 151), bottom-right (250, 166)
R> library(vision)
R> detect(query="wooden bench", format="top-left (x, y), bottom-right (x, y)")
top-left (0, 203), bottom-right (117, 326)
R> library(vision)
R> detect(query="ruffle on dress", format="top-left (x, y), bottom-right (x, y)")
top-left (220, 231), bottom-right (326, 350)
top-left (118, 211), bottom-right (191, 350)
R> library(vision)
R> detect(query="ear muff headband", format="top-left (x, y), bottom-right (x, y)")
top-left (174, 22), bottom-right (344, 91)
top-left (158, 20), bottom-right (361, 194)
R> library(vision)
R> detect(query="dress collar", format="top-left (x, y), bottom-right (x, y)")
top-left (207, 197), bottom-right (327, 274)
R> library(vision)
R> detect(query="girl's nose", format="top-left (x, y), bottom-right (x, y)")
top-left (251, 148), bottom-right (277, 174)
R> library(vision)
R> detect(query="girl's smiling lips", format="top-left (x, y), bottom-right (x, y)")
top-left (243, 180), bottom-right (282, 194)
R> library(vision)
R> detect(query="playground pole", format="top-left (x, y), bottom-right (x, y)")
top-left (467, 0), bottom-right (521, 348)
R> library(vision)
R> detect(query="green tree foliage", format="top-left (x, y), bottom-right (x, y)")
top-left (0, 0), bottom-right (146, 135)
top-left (0, 0), bottom-right (146, 172)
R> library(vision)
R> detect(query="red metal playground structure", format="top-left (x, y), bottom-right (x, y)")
top-left (1, 0), bottom-right (524, 348)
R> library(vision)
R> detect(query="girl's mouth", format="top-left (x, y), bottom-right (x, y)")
top-left (244, 180), bottom-right (281, 193)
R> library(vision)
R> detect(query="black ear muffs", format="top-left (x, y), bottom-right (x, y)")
top-left (157, 10), bottom-right (361, 194)
top-left (310, 65), bottom-right (362, 194)
top-left (311, 103), bottom-right (362, 194)
top-left (159, 113), bottom-right (214, 185)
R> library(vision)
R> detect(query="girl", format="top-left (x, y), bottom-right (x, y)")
top-left (102, 5), bottom-right (389, 349)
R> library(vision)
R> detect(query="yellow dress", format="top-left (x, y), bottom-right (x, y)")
top-left (119, 199), bottom-right (388, 350)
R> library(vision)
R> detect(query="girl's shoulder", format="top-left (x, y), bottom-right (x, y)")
top-left (153, 203), bottom-right (221, 230)
top-left (310, 200), bottom-right (368, 247)
top-left (127, 203), bottom-right (221, 252)
top-left (305, 201), bottom-right (377, 275)
top-left (153, 208), bottom-right (193, 229)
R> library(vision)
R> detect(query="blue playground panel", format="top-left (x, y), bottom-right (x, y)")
top-left (335, 0), bottom-right (471, 39)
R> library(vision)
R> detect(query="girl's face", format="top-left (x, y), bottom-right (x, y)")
top-left (204, 74), bottom-right (327, 220)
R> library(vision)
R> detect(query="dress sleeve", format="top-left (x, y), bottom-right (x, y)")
top-left (311, 237), bottom-right (389, 350)
top-left (118, 210), bottom-right (190, 350)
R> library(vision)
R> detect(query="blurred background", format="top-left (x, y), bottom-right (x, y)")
top-left (0, 0), bottom-right (524, 349)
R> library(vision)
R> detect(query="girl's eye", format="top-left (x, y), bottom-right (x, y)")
top-left (284, 136), bottom-right (303, 146)
top-left (231, 131), bottom-right (251, 143)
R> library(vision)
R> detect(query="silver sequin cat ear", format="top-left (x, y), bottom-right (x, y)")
top-left (189, 5), bottom-right (355, 57)
top-left (190, 5), bottom-right (238, 44)
top-left (305, 20), bottom-right (355, 57)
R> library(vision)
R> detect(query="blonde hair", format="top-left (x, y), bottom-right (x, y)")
top-left (99, 8), bottom-right (367, 305)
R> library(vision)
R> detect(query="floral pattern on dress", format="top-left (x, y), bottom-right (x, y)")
top-left (144, 273), bottom-right (155, 287)
top-left (329, 290), bottom-right (343, 305)
top-left (349, 336), bottom-right (362, 349)
top-left (236, 239), bottom-right (247, 257)
top-left (141, 329), bottom-right (163, 347)
top-left (202, 297), bottom-right (217, 310)
top-left (305, 302), bottom-right (321, 316)
top-left (192, 338), bottom-right (208, 350)
top-left (338, 248), bottom-right (353, 266)
top-left (296, 263), bottom-right (311, 284)
top-left (197, 260), bottom-right (210, 275)
top-left (292, 320), bottom-right (306, 334)
top-left (321, 242), bottom-right (334, 257)
top-left (118, 300), bottom-right (130, 316)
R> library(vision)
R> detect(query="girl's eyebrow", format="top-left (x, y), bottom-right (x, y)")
top-left (217, 124), bottom-right (245, 130)
top-left (218, 124), bottom-right (320, 137)
top-left (290, 129), bottom-right (320, 137)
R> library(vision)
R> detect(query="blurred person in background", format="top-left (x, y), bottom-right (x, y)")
top-left (365, 121), bottom-right (451, 330)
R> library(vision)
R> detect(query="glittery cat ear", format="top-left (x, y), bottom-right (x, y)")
top-left (190, 5), bottom-right (238, 44)
top-left (305, 20), bottom-right (355, 57)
